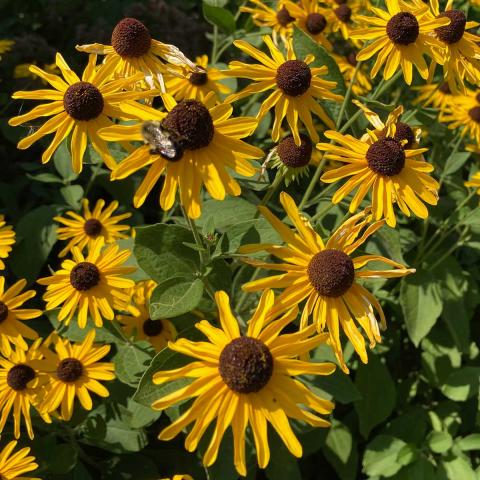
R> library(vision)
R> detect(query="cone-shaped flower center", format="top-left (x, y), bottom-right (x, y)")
top-left (111, 18), bottom-right (152, 57)
top-left (142, 318), bottom-right (164, 337)
top-left (56, 358), bottom-right (83, 382)
top-left (276, 60), bottom-right (312, 97)
top-left (386, 12), bottom-right (419, 45)
top-left (469, 106), bottom-right (480, 123)
top-left (307, 249), bottom-right (355, 297)
top-left (219, 337), bottom-right (274, 393)
top-left (277, 134), bottom-right (312, 167)
top-left (0, 301), bottom-right (8, 323)
top-left (276, 6), bottom-right (294, 26)
top-left (393, 122), bottom-right (415, 149)
top-left (83, 218), bottom-right (103, 237)
top-left (335, 4), bottom-right (352, 23)
top-left (366, 137), bottom-right (406, 176)
top-left (435, 10), bottom-right (466, 44)
top-left (161, 100), bottom-right (214, 150)
top-left (306, 13), bottom-right (327, 34)
top-left (189, 70), bottom-right (208, 86)
top-left (63, 82), bottom-right (104, 121)
top-left (7, 364), bottom-right (35, 391)
top-left (346, 52), bottom-right (357, 67)
top-left (70, 262), bottom-right (101, 291)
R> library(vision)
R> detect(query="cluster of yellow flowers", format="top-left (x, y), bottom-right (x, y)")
top-left (2, 0), bottom-right (480, 477)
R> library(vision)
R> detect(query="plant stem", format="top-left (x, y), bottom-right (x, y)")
top-left (211, 25), bottom-right (219, 63)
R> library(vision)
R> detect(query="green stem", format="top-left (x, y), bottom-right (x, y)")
top-left (255, 170), bottom-right (285, 217)
top-left (439, 132), bottom-right (463, 189)
top-left (235, 268), bottom-right (261, 313)
top-left (335, 61), bottom-right (362, 130)
top-left (428, 225), bottom-right (469, 271)
top-left (211, 25), bottom-right (219, 63)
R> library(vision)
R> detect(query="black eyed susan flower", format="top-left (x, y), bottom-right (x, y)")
top-left (117, 280), bottom-right (176, 352)
top-left (351, 0), bottom-right (449, 84)
top-left (41, 330), bottom-right (115, 421)
top-left (76, 17), bottom-right (197, 90)
top-left (225, 35), bottom-right (343, 145)
top-left (0, 340), bottom-right (51, 439)
top-left (166, 54), bottom-right (231, 103)
top-left (241, 1), bottom-right (296, 45)
top-left (100, 94), bottom-right (262, 219)
top-left (240, 193), bottom-right (415, 371)
top-left (425, 0), bottom-right (480, 93)
top-left (283, 0), bottom-right (332, 48)
top-left (324, 0), bottom-right (365, 41)
top-left (413, 81), bottom-right (453, 117)
top-left (441, 88), bottom-right (480, 144)
top-left (38, 239), bottom-right (135, 328)
top-left (317, 105), bottom-right (439, 227)
top-left (54, 198), bottom-right (131, 258)
top-left (333, 51), bottom-right (372, 96)
top-left (465, 172), bottom-right (480, 194)
top-left (0, 440), bottom-right (39, 479)
top-left (0, 216), bottom-right (15, 270)
top-left (8, 53), bottom-right (153, 173)
top-left (0, 278), bottom-right (42, 356)
top-left (153, 290), bottom-right (335, 475)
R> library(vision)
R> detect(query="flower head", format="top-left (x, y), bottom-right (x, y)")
top-left (0, 216), bottom-right (15, 270)
top-left (153, 290), bottom-right (335, 475)
top-left (0, 440), bottom-right (39, 479)
top-left (54, 198), bottom-right (131, 258)
top-left (465, 172), bottom-right (480, 195)
top-left (240, 193), bottom-right (415, 371)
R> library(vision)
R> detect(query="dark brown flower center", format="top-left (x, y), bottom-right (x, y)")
top-left (276, 60), bottom-right (312, 97)
top-left (306, 13), bottom-right (327, 35)
top-left (277, 134), bottom-right (312, 168)
top-left (219, 337), bottom-right (273, 393)
top-left (83, 218), bottom-right (103, 237)
top-left (335, 5), bottom-right (352, 23)
top-left (439, 82), bottom-right (451, 94)
top-left (334, 0), bottom-right (348, 4)
top-left (307, 249), bottom-right (354, 297)
top-left (142, 318), bottom-right (164, 337)
top-left (366, 137), bottom-right (406, 176)
top-left (111, 18), bottom-right (152, 57)
top-left (70, 262), bottom-right (100, 291)
top-left (189, 70), bottom-right (208, 86)
top-left (386, 12), bottom-right (420, 45)
top-left (63, 82), bottom-right (104, 121)
top-left (7, 364), bottom-right (35, 391)
top-left (475, 92), bottom-right (480, 103)
top-left (276, 6), bottom-right (294, 26)
top-left (0, 301), bottom-right (8, 323)
top-left (346, 52), bottom-right (357, 66)
top-left (161, 99), bottom-right (214, 150)
top-left (435, 10), bottom-right (466, 44)
top-left (393, 122), bottom-right (415, 149)
top-left (469, 106), bottom-right (480, 123)
top-left (56, 358), bottom-right (83, 382)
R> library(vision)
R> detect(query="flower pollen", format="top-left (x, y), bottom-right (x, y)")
top-left (366, 137), bottom-right (406, 176)
top-left (111, 18), bottom-right (152, 57)
top-left (435, 10), bottom-right (466, 44)
top-left (7, 364), bottom-right (35, 391)
top-left (83, 218), bottom-right (103, 237)
top-left (70, 262), bottom-right (101, 291)
top-left (0, 301), bottom-right (8, 323)
top-left (277, 134), bottom-right (312, 168)
top-left (334, 4), bottom-right (352, 23)
top-left (386, 12), bottom-right (420, 45)
top-left (306, 13), bottom-right (327, 35)
top-left (63, 82), bottom-right (104, 121)
top-left (469, 106), bottom-right (480, 123)
top-left (56, 358), bottom-right (83, 383)
top-left (143, 318), bottom-right (164, 337)
top-left (276, 60), bottom-right (312, 96)
top-left (276, 6), bottom-right (294, 26)
top-left (189, 70), bottom-right (208, 86)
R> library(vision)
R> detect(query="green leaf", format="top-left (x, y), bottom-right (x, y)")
top-left (440, 457), bottom-right (477, 480)
top-left (427, 431), bottom-right (453, 454)
top-left (266, 430), bottom-right (302, 480)
top-left (311, 369), bottom-right (362, 404)
top-left (363, 435), bottom-right (407, 477)
top-left (458, 434), bottom-right (480, 452)
top-left (114, 341), bottom-right (154, 387)
top-left (393, 458), bottom-right (436, 480)
top-left (150, 277), bottom-right (204, 319)
top-left (134, 224), bottom-right (199, 283)
top-left (354, 355), bottom-right (396, 438)
top-left (60, 184), bottom-right (84, 209)
top-left (44, 443), bottom-right (78, 474)
top-left (444, 152), bottom-right (471, 175)
top-left (129, 399), bottom-right (160, 428)
top-left (26, 172), bottom-right (64, 184)
top-left (440, 366), bottom-right (480, 401)
top-left (324, 420), bottom-right (358, 480)
top-left (53, 139), bottom-right (79, 181)
top-left (198, 197), bottom-right (257, 230)
top-left (203, 2), bottom-right (235, 33)
top-left (400, 272), bottom-right (443, 346)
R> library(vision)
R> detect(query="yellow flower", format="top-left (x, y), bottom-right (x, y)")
top-left (225, 35), bottom-right (342, 145)
top-left (76, 17), bottom-right (197, 90)
top-left (8, 53), bottom-right (153, 173)
top-left (241, 0), bottom-right (296, 45)
top-left (240, 193), bottom-right (415, 371)
top-left (351, 0), bottom-right (449, 84)
top-left (333, 51), bottom-right (372, 96)
top-left (166, 55), bottom-right (231, 103)
top-left (324, 0), bottom-right (365, 40)
top-left (0, 216), bottom-right (15, 270)
top-left (413, 81), bottom-right (453, 118)
top-left (282, 0), bottom-right (331, 48)
top-left (441, 88), bottom-right (480, 144)
top-left (0, 340), bottom-right (51, 439)
top-left (0, 40), bottom-right (13, 59)
top-left (100, 93), bottom-right (262, 219)
top-left (117, 280), bottom-right (176, 352)
top-left (425, 0), bottom-right (480, 93)
top-left (153, 290), bottom-right (335, 476)
top-left (0, 440), bottom-right (39, 479)
top-left (0, 277), bottom-right (42, 356)
top-left (38, 239), bottom-right (135, 328)
top-left (465, 172), bottom-right (480, 194)
top-left (41, 330), bottom-right (115, 421)
top-left (54, 198), bottom-right (131, 258)
top-left (317, 105), bottom-right (439, 227)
